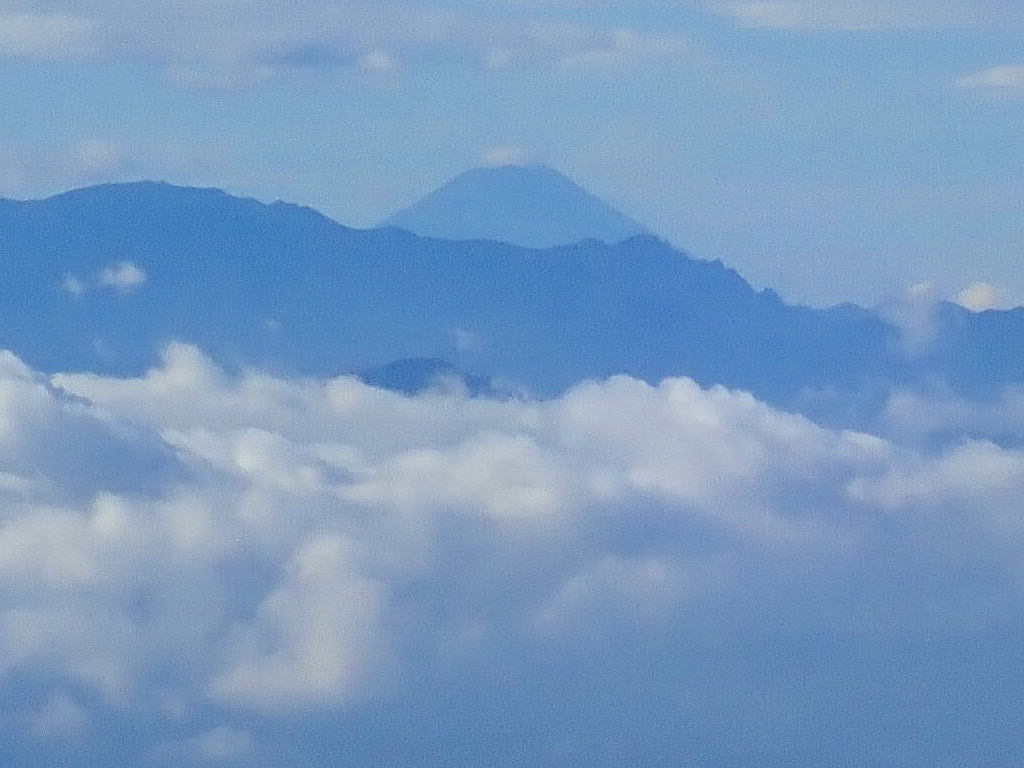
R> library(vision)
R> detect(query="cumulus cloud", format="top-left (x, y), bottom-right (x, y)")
top-left (63, 258), bottom-right (147, 298)
top-left (208, 535), bottom-right (389, 712)
top-left (0, 343), bottom-right (1020, 762)
top-left (956, 280), bottom-right (1003, 311)
top-left (98, 261), bottom-right (147, 293)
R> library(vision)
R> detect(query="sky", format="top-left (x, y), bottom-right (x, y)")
top-left (1, 0), bottom-right (1022, 307)
top-left (4, 4), bottom-right (1024, 763)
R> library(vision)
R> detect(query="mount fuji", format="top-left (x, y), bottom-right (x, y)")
top-left (381, 164), bottom-right (650, 248)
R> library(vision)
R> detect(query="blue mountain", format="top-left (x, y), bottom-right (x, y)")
top-left (381, 164), bottom-right (650, 248)
top-left (0, 181), bottom-right (1020, 419)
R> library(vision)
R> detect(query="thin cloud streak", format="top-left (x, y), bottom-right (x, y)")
top-left (715, 0), bottom-right (985, 29)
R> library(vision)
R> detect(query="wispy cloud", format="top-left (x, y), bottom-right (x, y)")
top-left (956, 64), bottom-right (1024, 95)
top-left (0, 12), bottom-right (96, 58)
top-left (60, 273), bottom-right (87, 297)
top-left (716, 0), bottom-right (976, 30)
top-left (0, 1), bottom-right (691, 88)
top-left (0, 138), bottom-right (134, 199)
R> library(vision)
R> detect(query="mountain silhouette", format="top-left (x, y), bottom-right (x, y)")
top-left (0, 181), bottom-right (1021, 422)
top-left (381, 164), bottom-right (650, 248)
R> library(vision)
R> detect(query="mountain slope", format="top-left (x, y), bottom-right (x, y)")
top-left (381, 165), bottom-right (650, 248)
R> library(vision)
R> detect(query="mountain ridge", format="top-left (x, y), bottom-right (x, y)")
top-left (0, 180), bottom-right (1020, 423)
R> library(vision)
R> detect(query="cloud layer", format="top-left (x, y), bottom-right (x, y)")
top-left (0, 0), bottom-right (690, 88)
top-left (0, 343), bottom-right (1022, 763)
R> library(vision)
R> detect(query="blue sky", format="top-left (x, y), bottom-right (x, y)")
top-left (2, 0), bottom-right (1022, 307)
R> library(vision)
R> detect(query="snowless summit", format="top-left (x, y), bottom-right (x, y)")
top-left (381, 164), bottom-right (650, 248)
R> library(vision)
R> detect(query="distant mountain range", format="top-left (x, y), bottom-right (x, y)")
top-left (381, 164), bottom-right (649, 248)
top-left (0, 176), bottom-right (1021, 425)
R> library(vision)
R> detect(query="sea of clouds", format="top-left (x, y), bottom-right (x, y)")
top-left (2, 342), bottom-right (1023, 765)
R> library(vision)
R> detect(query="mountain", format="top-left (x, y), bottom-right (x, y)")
top-left (0, 181), bottom-right (1021, 420)
top-left (380, 164), bottom-right (650, 248)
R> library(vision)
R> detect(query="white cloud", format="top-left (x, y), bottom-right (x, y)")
top-left (878, 385), bottom-right (1024, 448)
top-left (29, 692), bottom-right (89, 741)
top-left (0, 343), bottom-right (1018, 760)
top-left (956, 280), bottom-right (1003, 311)
top-left (554, 28), bottom-right (689, 71)
top-left (60, 273), bottom-right (86, 296)
top-left (98, 261), bottom-right (147, 293)
top-left (358, 49), bottom-right (398, 73)
top-left (195, 726), bottom-right (257, 762)
top-left (532, 555), bottom-right (691, 634)
top-left (146, 725), bottom-right (264, 766)
top-left (717, 0), bottom-right (971, 29)
top-left (876, 281), bottom-right (941, 357)
top-left (484, 47), bottom-right (515, 68)
top-left (73, 139), bottom-right (127, 176)
top-left (166, 62), bottom-right (277, 91)
top-left (0, 1), bottom-right (692, 87)
top-left (208, 535), bottom-right (389, 712)
top-left (481, 146), bottom-right (534, 168)
top-left (957, 64), bottom-right (1024, 94)
top-left (0, 137), bottom-right (135, 199)
top-left (0, 12), bottom-right (95, 58)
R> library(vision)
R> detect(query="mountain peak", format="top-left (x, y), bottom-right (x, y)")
top-left (381, 164), bottom-right (650, 248)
